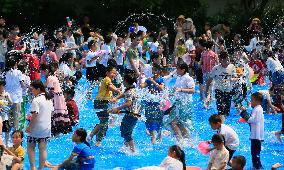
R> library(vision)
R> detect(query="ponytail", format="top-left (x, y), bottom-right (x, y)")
top-left (169, 145), bottom-right (186, 170)
top-left (75, 128), bottom-right (91, 148)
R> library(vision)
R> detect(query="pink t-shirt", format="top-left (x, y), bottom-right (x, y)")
top-left (41, 51), bottom-right (58, 64)
top-left (201, 50), bottom-right (218, 73)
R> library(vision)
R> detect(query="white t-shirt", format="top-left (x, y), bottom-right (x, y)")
top-left (5, 69), bottom-right (24, 103)
top-left (114, 46), bottom-right (125, 66)
top-left (266, 57), bottom-right (283, 74)
top-left (218, 124), bottom-right (240, 150)
top-left (59, 63), bottom-right (72, 78)
top-left (85, 50), bottom-right (98, 67)
top-left (209, 146), bottom-right (229, 170)
top-left (210, 64), bottom-right (236, 92)
top-left (133, 156), bottom-right (183, 170)
top-left (174, 73), bottom-right (195, 102)
top-left (99, 44), bottom-right (111, 67)
top-left (160, 156), bottom-right (183, 170)
top-left (29, 94), bottom-right (54, 138)
top-left (247, 105), bottom-right (264, 140)
top-left (55, 47), bottom-right (67, 61)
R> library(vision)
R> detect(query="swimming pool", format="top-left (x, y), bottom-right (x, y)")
top-left (22, 75), bottom-right (283, 170)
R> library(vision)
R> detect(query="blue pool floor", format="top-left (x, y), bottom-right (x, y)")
top-left (22, 75), bottom-right (284, 170)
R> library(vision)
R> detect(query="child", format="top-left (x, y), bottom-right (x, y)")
top-left (46, 62), bottom-right (71, 136)
top-left (5, 55), bottom-right (25, 131)
top-left (109, 73), bottom-right (139, 152)
top-left (208, 114), bottom-right (239, 162)
top-left (140, 63), bottom-right (165, 144)
top-left (64, 87), bottom-right (79, 126)
top-left (114, 37), bottom-right (126, 75)
top-left (136, 145), bottom-right (186, 170)
top-left (0, 130), bottom-right (25, 170)
top-left (231, 155), bottom-right (246, 170)
top-left (46, 128), bottom-right (95, 170)
top-left (0, 79), bottom-right (12, 145)
top-left (88, 66), bottom-right (121, 147)
top-left (240, 92), bottom-right (264, 169)
top-left (17, 62), bottom-right (31, 131)
top-left (167, 62), bottom-right (195, 142)
top-left (26, 80), bottom-right (54, 170)
top-left (207, 134), bottom-right (229, 170)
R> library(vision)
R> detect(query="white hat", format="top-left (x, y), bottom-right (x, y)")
top-left (185, 18), bottom-right (193, 23)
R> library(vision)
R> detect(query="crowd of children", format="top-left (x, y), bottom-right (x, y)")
top-left (0, 15), bottom-right (283, 169)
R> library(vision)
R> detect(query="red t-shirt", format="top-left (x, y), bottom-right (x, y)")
top-left (40, 51), bottom-right (58, 64)
top-left (66, 99), bottom-right (79, 124)
top-left (201, 50), bottom-right (218, 73)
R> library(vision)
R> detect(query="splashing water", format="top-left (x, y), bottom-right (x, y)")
top-left (114, 11), bottom-right (175, 34)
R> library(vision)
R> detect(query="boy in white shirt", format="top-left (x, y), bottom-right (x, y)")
top-left (240, 92), bottom-right (264, 169)
top-left (209, 114), bottom-right (239, 163)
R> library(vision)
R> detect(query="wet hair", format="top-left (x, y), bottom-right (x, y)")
top-left (106, 66), bottom-right (116, 73)
top-left (17, 61), bottom-right (28, 73)
top-left (64, 86), bottom-right (75, 99)
top-left (218, 38), bottom-right (225, 45)
top-left (219, 51), bottom-right (229, 60)
top-left (0, 79), bottom-right (6, 86)
top-left (48, 61), bottom-right (59, 75)
top-left (107, 58), bottom-right (117, 68)
top-left (198, 38), bottom-right (207, 47)
top-left (208, 114), bottom-right (222, 124)
top-left (46, 41), bottom-right (55, 48)
top-left (130, 33), bottom-right (139, 41)
top-left (232, 155), bottom-right (246, 168)
top-left (251, 92), bottom-right (263, 103)
top-left (12, 130), bottom-right (24, 145)
top-left (55, 39), bottom-right (64, 48)
top-left (151, 52), bottom-right (160, 62)
top-left (60, 52), bottom-right (74, 63)
top-left (75, 128), bottom-right (91, 148)
top-left (12, 130), bottom-right (24, 139)
top-left (205, 40), bottom-right (214, 49)
top-left (104, 35), bottom-right (112, 44)
top-left (152, 63), bottom-right (162, 71)
top-left (211, 134), bottom-right (225, 144)
top-left (88, 40), bottom-right (96, 49)
top-left (30, 80), bottom-right (52, 100)
top-left (124, 73), bottom-right (137, 86)
top-left (169, 145), bottom-right (186, 170)
top-left (5, 56), bottom-right (17, 71)
top-left (177, 62), bottom-right (189, 73)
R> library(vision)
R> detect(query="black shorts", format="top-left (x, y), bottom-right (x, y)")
top-left (86, 67), bottom-right (98, 82)
top-left (27, 136), bottom-right (50, 144)
top-left (195, 68), bottom-right (203, 84)
top-left (120, 114), bottom-right (138, 142)
top-left (97, 64), bottom-right (107, 78)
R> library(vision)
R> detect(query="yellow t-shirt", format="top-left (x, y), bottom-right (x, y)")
top-left (96, 77), bottom-right (113, 100)
top-left (8, 145), bottom-right (25, 164)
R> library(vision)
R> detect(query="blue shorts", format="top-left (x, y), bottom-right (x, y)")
top-left (145, 121), bottom-right (163, 132)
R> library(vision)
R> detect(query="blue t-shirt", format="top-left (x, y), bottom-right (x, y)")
top-left (145, 76), bottom-right (164, 94)
top-left (144, 76), bottom-right (164, 105)
top-left (72, 143), bottom-right (95, 169)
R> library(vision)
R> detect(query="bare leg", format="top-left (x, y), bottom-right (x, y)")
top-left (11, 163), bottom-right (23, 170)
top-left (38, 141), bottom-right (47, 170)
top-left (90, 124), bottom-right (100, 139)
top-left (150, 130), bottom-right (157, 144)
top-left (28, 142), bottom-right (36, 170)
top-left (177, 123), bottom-right (189, 139)
top-left (128, 140), bottom-right (135, 153)
top-left (170, 120), bottom-right (183, 141)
